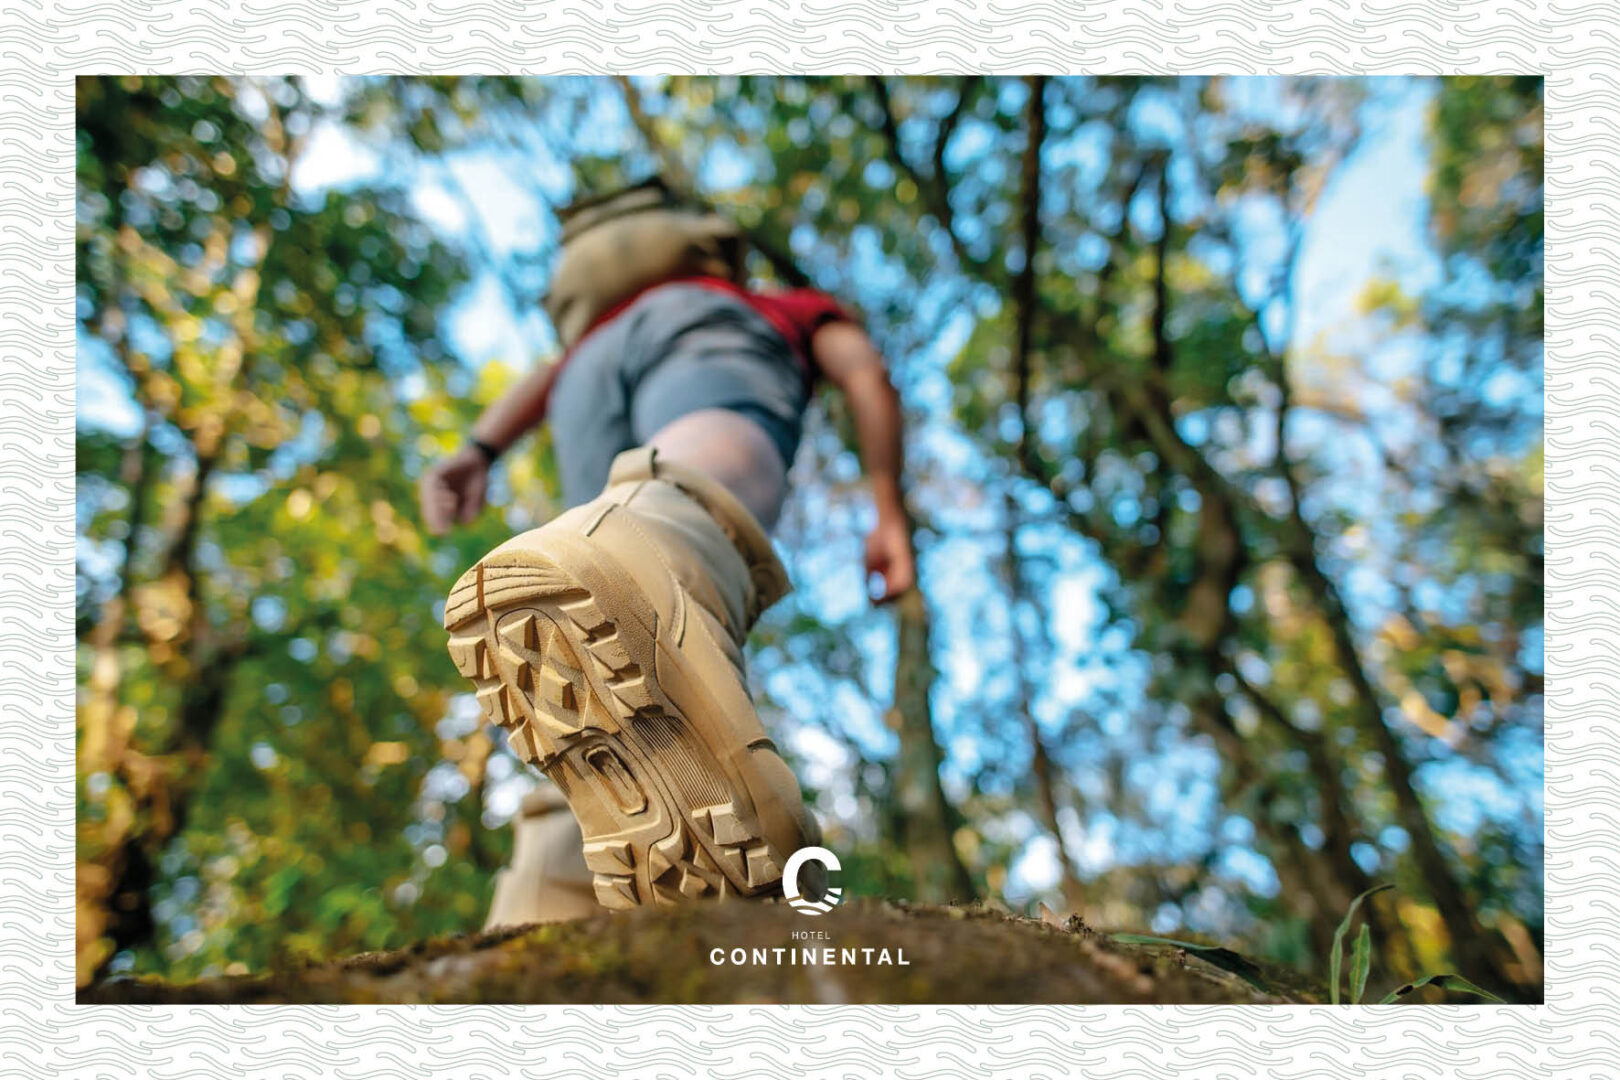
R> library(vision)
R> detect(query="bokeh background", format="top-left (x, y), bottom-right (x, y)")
top-left (75, 75), bottom-right (1543, 997)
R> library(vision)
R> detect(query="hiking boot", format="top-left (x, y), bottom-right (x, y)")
top-left (445, 447), bottom-right (816, 910)
top-left (483, 785), bottom-right (600, 929)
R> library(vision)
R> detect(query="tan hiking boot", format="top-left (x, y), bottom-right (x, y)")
top-left (483, 785), bottom-right (600, 928)
top-left (445, 447), bottom-right (816, 910)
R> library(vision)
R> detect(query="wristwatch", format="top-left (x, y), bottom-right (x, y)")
top-left (470, 437), bottom-right (502, 465)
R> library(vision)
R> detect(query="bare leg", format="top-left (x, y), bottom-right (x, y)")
top-left (646, 408), bottom-right (788, 531)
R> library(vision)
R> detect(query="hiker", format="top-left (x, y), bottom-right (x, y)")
top-left (419, 179), bottom-right (914, 925)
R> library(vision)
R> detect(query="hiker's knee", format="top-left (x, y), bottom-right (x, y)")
top-left (645, 408), bottom-right (788, 530)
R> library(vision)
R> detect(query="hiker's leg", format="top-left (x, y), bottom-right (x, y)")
top-left (546, 314), bottom-right (638, 509)
top-left (619, 285), bottom-right (808, 532)
top-left (451, 284), bottom-right (815, 919)
top-left (646, 408), bottom-right (788, 531)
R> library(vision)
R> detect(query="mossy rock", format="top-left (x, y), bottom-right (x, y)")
top-left (81, 900), bottom-right (1320, 1004)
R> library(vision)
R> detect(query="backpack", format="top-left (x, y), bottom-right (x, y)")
top-left (543, 177), bottom-right (747, 348)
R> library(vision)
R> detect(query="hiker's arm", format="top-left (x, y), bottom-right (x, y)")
top-left (810, 321), bottom-right (916, 601)
top-left (469, 360), bottom-right (562, 455)
top-left (419, 361), bottom-right (561, 535)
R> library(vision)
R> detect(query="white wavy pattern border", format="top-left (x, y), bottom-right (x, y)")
top-left (3, 2), bottom-right (1606, 1077)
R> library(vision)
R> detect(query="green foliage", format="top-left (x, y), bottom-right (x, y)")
top-left (1328, 884), bottom-right (1507, 1004)
top-left (1377, 973), bottom-right (1505, 1005)
top-left (74, 75), bottom-right (540, 982)
top-left (76, 76), bottom-right (1543, 1000)
top-left (1331, 883), bottom-right (1392, 1003)
top-left (1350, 924), bottom-right (1372, 1004)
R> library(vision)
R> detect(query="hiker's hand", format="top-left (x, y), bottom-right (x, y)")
top-left (420, 445), bottom-right (489, 535)
top-left (864, 513), bottom-right (915, 604)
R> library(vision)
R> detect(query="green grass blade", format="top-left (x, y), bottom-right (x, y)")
top-left (1330, 930), bottom-right (1341, 1004)
top-left (1376, 973), bottom-right (1505, 1004)
top-left (1350, 924), bottom-right (1371, 1004)
top-left (1107, 933), bottom-right (1271, 992)
top-left (1110, 933), bottom-right (1209, 949)
top-left (1331, 883), bottom-right (1392, 1004)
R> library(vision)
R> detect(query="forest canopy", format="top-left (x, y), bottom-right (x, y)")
top-left (75, 75), bottom-right (1543, 1000)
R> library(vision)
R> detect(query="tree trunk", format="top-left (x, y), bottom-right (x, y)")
top-left (77, 431), bottom-right (154, 985)
top-left (84, 452), bottom-right (239, 984)
top-left (1000, 72), bottom-right (1083, 909)
top-left (1196, 696), bottom-right (1342, 958)
top-left (1283, 540), bottom-right (1520, 993)
top-left (1256, 783), bottom-right (1341, 964)
top-left (1225, 662), bottom-right (1420, 980)
top-left (1003, 500), bottom-right (1086, 909)
top-left (889, 587), bottom-right (975, 902)
top-left (1027, 732), bottom-right (1085, 910)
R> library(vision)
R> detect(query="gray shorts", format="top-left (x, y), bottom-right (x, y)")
top-left (547, 282), bottom-right (812, 508)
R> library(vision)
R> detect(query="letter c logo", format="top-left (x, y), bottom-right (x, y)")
top-left (782, 846), bottom-right (843, 916)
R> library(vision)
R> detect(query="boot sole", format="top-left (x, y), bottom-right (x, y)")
top-left (443, 544), bottom-right (790, 910)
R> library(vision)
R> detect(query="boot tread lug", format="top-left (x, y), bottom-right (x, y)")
top-left (593, 874), bottom-right (638, 910)
top-left (582, 840), bottom-right (634, 875)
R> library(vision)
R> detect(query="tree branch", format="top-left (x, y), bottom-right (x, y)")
top-left (1150, 162), bottom-right (1172, 377)
top-left (1011, 76), bottom-right (1048, 478)
top-left (615, 77), bottom-right (810, 288)
top-left (866, 76), bottom-right (986, 276)
top-left (613, 76), bottom-right (692, 192)
top-left (934, 76), bottom-right (980, 198)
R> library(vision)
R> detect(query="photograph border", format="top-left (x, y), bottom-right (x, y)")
top-left (9, 3), bottom-right (1607, 1075)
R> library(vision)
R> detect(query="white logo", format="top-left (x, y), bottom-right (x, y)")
top-left (782, 846), bottom-right (843, 916)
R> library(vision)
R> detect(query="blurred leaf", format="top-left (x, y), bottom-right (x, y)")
top-left (1331, 883), bottom-right (1391, 1004)
top-left (1377, 973), bottom-right (1505, 1005)
top-left (1108, 933), bottom-right (1270, 992)
top-left (1350, 923), bottom-right (1371, 1004)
